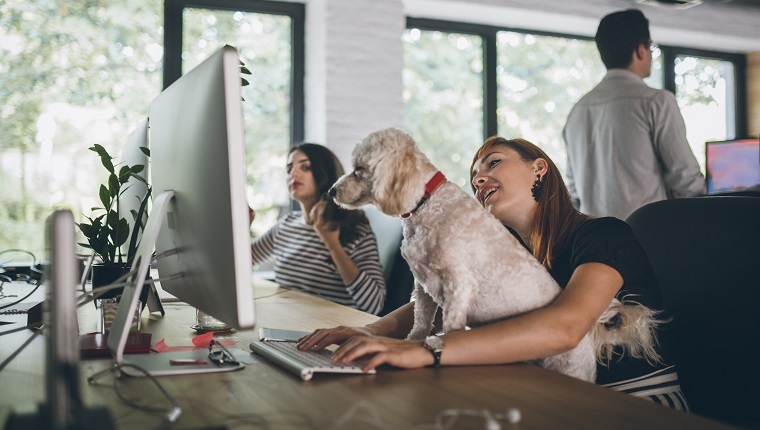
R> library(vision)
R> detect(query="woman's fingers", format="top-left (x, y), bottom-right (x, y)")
top-left (332, 337), bottom-right (431, 370)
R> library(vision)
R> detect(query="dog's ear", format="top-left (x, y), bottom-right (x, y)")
top-left (374, 145), bottom-right (424, 215)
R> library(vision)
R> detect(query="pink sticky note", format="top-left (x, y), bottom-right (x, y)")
top-left (192, 332), bottom-right (215, 347)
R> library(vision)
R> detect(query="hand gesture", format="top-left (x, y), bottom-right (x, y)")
top-left (310, 200), bottom-right (339, 244)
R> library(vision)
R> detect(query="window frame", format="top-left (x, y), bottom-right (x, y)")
top-left (164, 0), bottom-right (305, 144)
top-left (406, 17), bottom-right (748, 142)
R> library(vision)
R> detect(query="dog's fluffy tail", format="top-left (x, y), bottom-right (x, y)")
top-left (591, 297), bottom-right (668, 366)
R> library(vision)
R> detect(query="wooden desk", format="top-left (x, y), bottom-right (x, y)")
top-left (1, 280), bottom-right (735, 429)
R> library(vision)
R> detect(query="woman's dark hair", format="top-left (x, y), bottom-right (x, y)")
top-left (595, 9), bottom-right (650, 70)
top-left (470, 137), bottom-right (590, 269)
top-left (289, 143), bottom-right (369, 245)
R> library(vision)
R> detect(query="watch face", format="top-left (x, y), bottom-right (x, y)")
top-left (425, 335), bottom-right (444, 351)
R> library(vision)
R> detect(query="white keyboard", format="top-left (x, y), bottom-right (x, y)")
top-left (250, 340), bottom-right (376, 381)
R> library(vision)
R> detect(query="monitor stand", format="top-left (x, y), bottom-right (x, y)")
top-left (100, 191), bottom-right (243, 378)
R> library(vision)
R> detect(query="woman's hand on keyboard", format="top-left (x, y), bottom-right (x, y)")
top-left (331, 336), bottom-right (433, 371)
top-left (296, 326), bottom-right (375, 352)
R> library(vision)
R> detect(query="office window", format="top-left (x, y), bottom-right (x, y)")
top-left (403, 28), bottom-right (484, 188)
top-left (496, 32), bottom-right (605, 174)
top-left (177, 6), bottom-right (300, 234)
top-left (0, 1), bottom-right (163, 256)
top-left (674, 55), bottom-right (736, 173)
top-left (403, 19), bottom-right (744, 186)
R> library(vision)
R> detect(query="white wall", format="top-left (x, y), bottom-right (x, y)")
top-left (304, 0), bottom-right (405, 167)
top-left (300, 0), bottom-right (760, 166)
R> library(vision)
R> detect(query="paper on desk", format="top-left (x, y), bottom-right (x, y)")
top-left (152, 332), bottom-right (237, 353)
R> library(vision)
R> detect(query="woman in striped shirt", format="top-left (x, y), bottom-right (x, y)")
top-left (251, 143), bottom-right (386, 315)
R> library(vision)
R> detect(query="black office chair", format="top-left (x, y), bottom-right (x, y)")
top-left (626, 196), bottom-right (760, 429)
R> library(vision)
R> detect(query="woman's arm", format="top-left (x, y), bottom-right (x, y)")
top-left (312, 202), bottom-right (387, 314)
top-left (331, 262), bottom-right (623, 370)
top-left (250, 221), bottom-right (279, 265)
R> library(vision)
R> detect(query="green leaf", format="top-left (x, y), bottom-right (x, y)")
top-left (118, 165), bottom-right (131, 183)
top-left (242, 78), bottom-right (250, 87)
top-left (240, 66), bottom-right (252, 75)
top-left (139, 147), bottom-right (150, 157)
top-left (99, 184), bottom-right (110, 209)
top-left (114, 218), bottom-right (129, 248)
top-left (78, 222), bottom-right (95, 239)
top-left (91, 144), bottom-right (115, 174)
top-left (108, 173), bottom-right (119, 197)
top-left (130, 164), bottom-right (144, 174)
top-left (107, 210), bottom-right (120, 229)
top-left (89, 144), bottom-right (110, 159)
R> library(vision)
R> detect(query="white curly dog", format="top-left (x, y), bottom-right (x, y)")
top-left (329, 127), bottom-right (662, 382)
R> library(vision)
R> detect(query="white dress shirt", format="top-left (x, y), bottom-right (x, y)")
top-left (563, 69), bottom-right (705, 220)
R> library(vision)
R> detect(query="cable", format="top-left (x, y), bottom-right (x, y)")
top-left (76, 273), bottom-right (183, 307)
top-left (88, 362), bottom-right (182, 424)
top-left (0, 282), bottom-right (42, 311)
top-left (0, 248), bottom-right (37, 267)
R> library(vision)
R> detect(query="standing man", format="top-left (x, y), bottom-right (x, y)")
top-left (563, 9), bottom-right (705, 220)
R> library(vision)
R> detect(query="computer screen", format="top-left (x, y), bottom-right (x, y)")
top-left (105, 46), bottom-right (254, 375)
top-left (148, 45), bottom-right (255, 329)
top-left (705, 138), bottom-right (760, 194)
top-left (118, 118), bottom-right (150, 258)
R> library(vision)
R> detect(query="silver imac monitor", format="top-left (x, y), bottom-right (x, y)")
top-left (5, 210), bottom-right (113, 429)
top-left (104, 45), bottom-right (254, 377)
top-left (118, 118), bottom-right (150, 256)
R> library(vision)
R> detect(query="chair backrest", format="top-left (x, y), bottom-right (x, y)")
top-left (626, 196), bottom-right (760, 429)
top-left (363, 205), bottom-right (403, 282)
top-left (363, 205), bottom-right (414, 316)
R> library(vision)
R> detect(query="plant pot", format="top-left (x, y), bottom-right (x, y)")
top-left (91, 263), bottom-right (150, 304)
top-left (91, 264), bottom-right (131, 299)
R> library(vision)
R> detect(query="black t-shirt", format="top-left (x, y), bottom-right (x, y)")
top-left (547, 217), bottom-right (676, 384)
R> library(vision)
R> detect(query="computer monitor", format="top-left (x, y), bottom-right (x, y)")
top-left (118, 118), bottom-right (150, 258)
top-left (705, 138), bottom-right (760, 194)
top-left (5, 210), bottom-right (113, 429)
top-left (104, 45), bottom-right (254, 376)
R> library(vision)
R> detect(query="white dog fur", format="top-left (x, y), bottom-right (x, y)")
top-left (330, 127), bottom-right (663, 382)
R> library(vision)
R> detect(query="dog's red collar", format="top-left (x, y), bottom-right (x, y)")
top-left (400, 171), bottom-right (446, 219)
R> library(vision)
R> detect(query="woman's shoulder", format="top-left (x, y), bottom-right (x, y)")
top-left (568, 217), bottom-right (639, 259)
top-left (576, 217), bottom-right (633, 239)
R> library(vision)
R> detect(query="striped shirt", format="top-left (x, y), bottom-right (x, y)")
top-left (251, 212), bottom-right (386, 315)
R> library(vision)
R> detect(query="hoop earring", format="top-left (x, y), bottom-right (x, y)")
top-left (531, 174), bottom-right (543, 202)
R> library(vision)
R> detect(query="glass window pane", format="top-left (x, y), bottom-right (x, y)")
top-left (0, 1), bottom-right (162, 256)
top-left (645, 45), bottom-right (664, 89)
top-left (674, 55), bottom-right (734, 173)
top-left (182, 8), bottom-right (292, 234)
top-left (496, 32), bottom-right (605, 176)
top-left (403, 28), bottom-right (484, 188)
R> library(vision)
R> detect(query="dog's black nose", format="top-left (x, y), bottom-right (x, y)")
top-left (328, 186), bottom-right (337, 197)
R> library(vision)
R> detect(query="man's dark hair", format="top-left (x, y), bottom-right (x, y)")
top-left (595, 9), bottom-right (650, 70)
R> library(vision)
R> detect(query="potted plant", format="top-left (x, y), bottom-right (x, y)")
top-left (77, 143), bottom-right (151, 300)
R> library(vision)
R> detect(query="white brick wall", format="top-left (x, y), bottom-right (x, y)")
top-left (305, 0), bottom-right (405, 168)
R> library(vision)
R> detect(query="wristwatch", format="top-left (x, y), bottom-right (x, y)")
top-left (422, 335), bottom-right (444, 368)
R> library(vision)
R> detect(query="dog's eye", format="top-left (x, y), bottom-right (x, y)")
top-left (354, 166), bottom-right (365, 177)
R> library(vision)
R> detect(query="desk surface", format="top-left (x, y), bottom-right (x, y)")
top-left (1, 279), bottom-right (735, 429)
